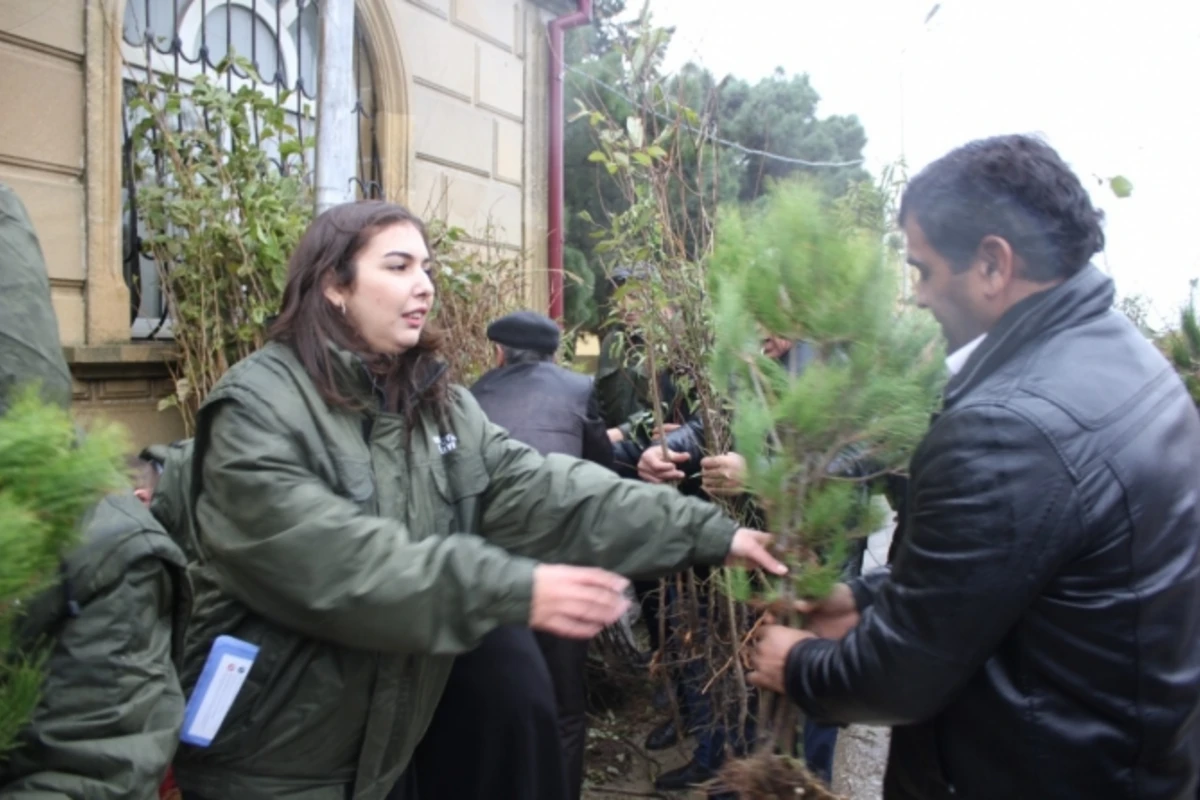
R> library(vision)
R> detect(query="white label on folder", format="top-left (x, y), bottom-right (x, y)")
top-left (180, 635), bottom-right (259, 747)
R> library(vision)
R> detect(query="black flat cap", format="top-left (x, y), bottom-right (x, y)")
top-left (486, 310), bottom-right (561, 354)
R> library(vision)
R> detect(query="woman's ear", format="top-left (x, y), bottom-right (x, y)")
top-left (323, 282), bottom-right (347, 313)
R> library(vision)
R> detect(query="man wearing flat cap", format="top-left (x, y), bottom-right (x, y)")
top-left (411, 309), bottom-right (613, 800)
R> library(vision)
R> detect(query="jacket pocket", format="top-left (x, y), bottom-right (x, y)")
top-left (431, 452), bottom-right (489, 533)
top-left (179, 610), bottom-right (284, 759)
top-left (334, 457), bottom-right (376, 509)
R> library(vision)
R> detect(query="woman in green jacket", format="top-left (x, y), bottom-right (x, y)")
top-left (172, 201), bottom-right (783, 800)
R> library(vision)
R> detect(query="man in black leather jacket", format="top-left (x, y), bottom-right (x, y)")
top-left (749, 134), bottom-right (1200, 799)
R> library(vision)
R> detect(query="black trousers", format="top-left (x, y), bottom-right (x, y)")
top-left (405, 625), bottom-right (569, 800)
top-left (534, 632), bottom-right (590, 800)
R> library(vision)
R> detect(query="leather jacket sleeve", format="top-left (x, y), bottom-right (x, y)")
top-left (609, 409), bottom-right (706, 481)
top-left (662, 413), bottom-right (706, 473)
top-left (581, 391), bottom-right (616, 473)
top-left (784, 404), bottom-right (1083, 726)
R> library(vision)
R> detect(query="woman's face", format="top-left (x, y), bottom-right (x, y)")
top-left (324, 222), bottom-right (434, 355)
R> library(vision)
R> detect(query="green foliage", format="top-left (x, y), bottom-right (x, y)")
top-left (562, 9), bottom-right (870, 327)
top-left (0, 386), bottom-right (129, 756)
top-left (711, 182), bottom-right (945, 603)
top-left (1108, 175), bottom-right (1134, 199)
top-left (572, 18), bottom-right (731, 451)
top-left (128, 58), bottom-right (314, 433)
top-left (1160, 292), bottom-right (1200, 406)
top-left (563, 245), bottom-right (600, 331)
top-left (717, 69), bottom-right (869, 202)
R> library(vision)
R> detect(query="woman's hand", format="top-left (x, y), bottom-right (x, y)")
top-left (530, 565), bottom-right (631, 639)
top-left (726, 529), bottom-right (788, 575)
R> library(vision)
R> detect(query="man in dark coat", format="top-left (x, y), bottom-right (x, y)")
top-left (411, 310), bottom-right (612, 800)
top-left (749, 134), bottom-right (1200, 799)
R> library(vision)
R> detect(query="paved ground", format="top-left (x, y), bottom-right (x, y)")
top-left (828, 505), bottom-right (893, 799)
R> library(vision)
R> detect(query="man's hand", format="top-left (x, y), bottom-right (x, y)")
top-left (700, 452), bottom-right (748, 496)
top-left (796, 582), bottom-right (860, 640)
top-left (607, 427), bottom-right (624, 444)
top-left (638, 446), bottom-right (690, 483)
top-left (726, 528), bottom-right (788, 575)
top-left (650, 422), bottom-right (681, 440)
top-left (530, 565), bottom-right (631, 639)
top-left (748, 624), bottom-right (816, 695)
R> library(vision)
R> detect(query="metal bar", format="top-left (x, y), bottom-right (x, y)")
top-left (315, 0), bottom-right (358, 212)
top-left (296, 0), bottom-right (305, 151)
top-left (250, 0), bottom-right (259, 76)
top-left (226, 0), bottom-right (233, 90)
top-left (200, 0), bottom-right (208, 71)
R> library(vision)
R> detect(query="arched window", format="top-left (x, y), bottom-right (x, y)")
top-left (120, 0), bottom-right (383, 338)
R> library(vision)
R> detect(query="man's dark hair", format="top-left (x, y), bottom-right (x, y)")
top-left (501, 346), bottom-right (553, 366)
top-left (898, 134), bottom-right (1105, 282)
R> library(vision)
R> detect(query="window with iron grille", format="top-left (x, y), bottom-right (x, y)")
top-left (121, 0), bottom-right (384, 339)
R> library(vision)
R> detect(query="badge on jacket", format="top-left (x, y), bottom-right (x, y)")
top-left (180, 635), bottom-right (260, 747)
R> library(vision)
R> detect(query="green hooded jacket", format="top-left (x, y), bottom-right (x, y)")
top-left (0, 183), bottom-right (189, 799)
top-left (172, 341), bottom-right (739, 800)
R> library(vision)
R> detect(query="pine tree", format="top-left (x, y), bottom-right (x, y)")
top-left (0, 386), bottom-right (128, 757)
top-left (1161, 297), bottom-right (1200, 406)
top-left (709, 181), bottom-right (945, 794)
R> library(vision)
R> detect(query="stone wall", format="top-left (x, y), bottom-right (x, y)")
top-left (0, 0), bottom-right (555, 450)
top-left (0, 1), bottom-right (88, 346)
top-left (400, 0), bottom-right (550, 309)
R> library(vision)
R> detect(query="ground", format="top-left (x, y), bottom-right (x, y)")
top-left (579, 518), bottom-right (895, 799)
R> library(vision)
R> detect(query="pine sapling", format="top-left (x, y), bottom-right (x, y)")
top-left (709, 182), bottom-right (945, 795)
top-left (0, 386), bottom-right (129, 757)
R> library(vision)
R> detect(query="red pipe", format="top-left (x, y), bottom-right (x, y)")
top-left (547, 0), bottom-right (592, 321)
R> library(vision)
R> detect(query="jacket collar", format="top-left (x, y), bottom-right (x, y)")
top-left (943, 263), bottom-right (1114, 408)
top-left (326, 340), bottom-right (449, 412)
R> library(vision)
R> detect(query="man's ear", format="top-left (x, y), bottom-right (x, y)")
top-left (975, 235), bottom-right (1017, 295)
top-left (494, 344), bottom-right (505, 366)
top-left (134, 487), bottom-right (153, 508)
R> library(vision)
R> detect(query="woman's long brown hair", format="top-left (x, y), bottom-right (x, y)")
top-left (268, 201), bottom-right (451, 424)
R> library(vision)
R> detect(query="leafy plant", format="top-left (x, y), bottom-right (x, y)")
top-left (128, 58), bottom-right (315, 432)
top-left (1159, 282), bottom-right (1200, 405)
top-left (0, 386), bottom-right (129, 756)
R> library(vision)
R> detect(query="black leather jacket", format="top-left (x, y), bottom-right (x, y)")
top-left (785, 265), bottom-right (1200, 799)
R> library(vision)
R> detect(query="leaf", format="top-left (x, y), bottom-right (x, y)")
top-left (646, 145), bottom-right (668, 160)
top-left (626, 116), bottom-right (645, 149)
top-left (1109, 175), bottom-right (1133, 199)
top-left (587, 150), bottom-right (608, 163)
top-left (632, 152), bottom-right (653, 167)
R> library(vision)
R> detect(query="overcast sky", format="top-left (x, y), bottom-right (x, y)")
top-left (636, 0), bottom-right (1200, 323)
